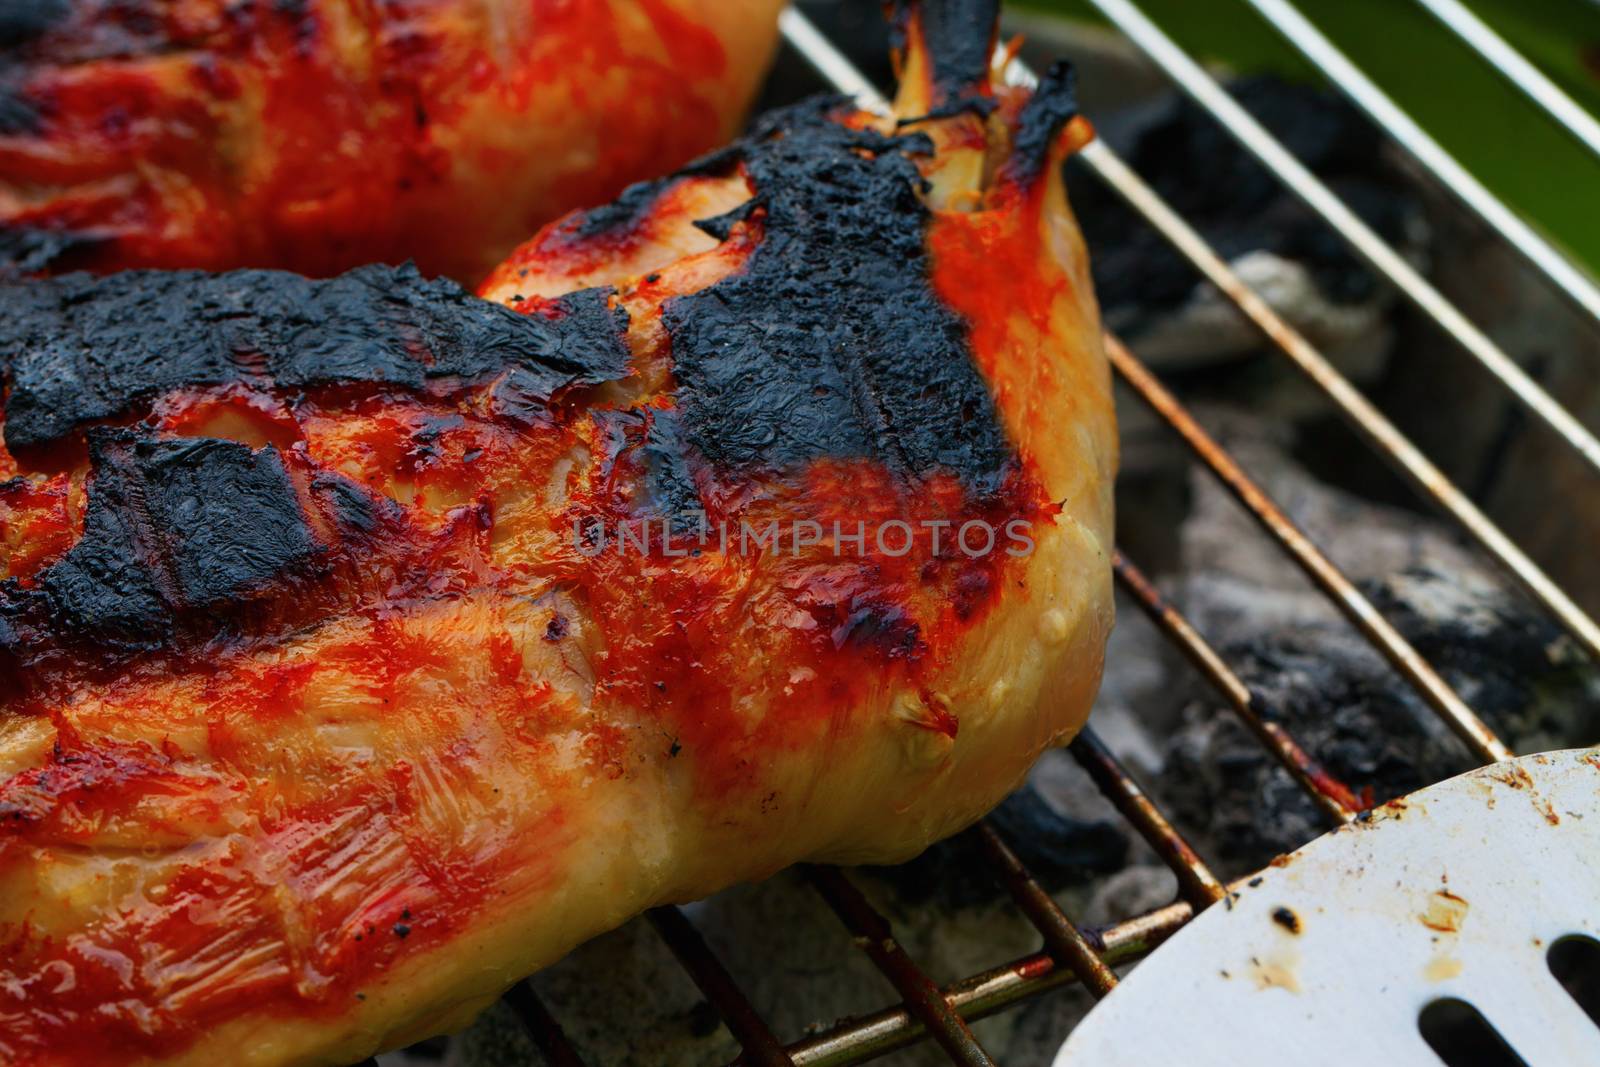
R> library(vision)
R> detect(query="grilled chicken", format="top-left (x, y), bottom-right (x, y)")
top-left (0, 0), bottom-right (783, 281)
top-left (0, 2), bottom-right (1115, 1063)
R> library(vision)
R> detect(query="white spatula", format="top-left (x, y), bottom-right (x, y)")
top-left (1055, 747), bottom-right (1600, 1066)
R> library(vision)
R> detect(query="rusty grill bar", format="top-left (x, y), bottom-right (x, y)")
top-left (969, 822), bottom-right (1121, 1000)
top-left (647, 907), bottom-right (795, 1066)
top-left (1111, 552), bottom-right (1360, 825)
top-left (1082, 0), bottom-right (1600, 478)
top-left (1067, 3), bottom-right (1600, 666)
top-left (1068, 730), bottom-right (1228, 909)
top-left (502, 982), bottom-right (587, 1067)
top-left (376, 5), bottom-right (1598, 1064)
top-left (807, 867), bottom-right (1000, 1066)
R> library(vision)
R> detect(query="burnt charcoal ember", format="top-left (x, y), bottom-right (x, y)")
top-left (1143, 413), bottom-right (1600, 873)
top-left (1361, 568), bottom-right (1600, 753)
top-left (868, 783), bottom-right (1129, 907)
top-left (1068, 76), bottom-right (1421, 367)
top-left (1162, 620), bottom-right (1446, 871)
top-left (1071, 75), bottom-right (1414, 316)
top-left (1162, 564), bottom-right (1600, 870)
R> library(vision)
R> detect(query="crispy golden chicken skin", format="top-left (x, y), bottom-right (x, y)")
top-left (0, 0), bottom-right (783, 281)
top-left (0, 3), bottom-right (1113, 1063)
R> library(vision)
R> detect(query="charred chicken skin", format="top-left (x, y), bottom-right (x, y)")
top-left (0, 0), bottom-right (783, 281)
top-left (0, 2), bottom-right (1114, 1063)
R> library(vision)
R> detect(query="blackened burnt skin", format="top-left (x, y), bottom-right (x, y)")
top-left (0, 85), bottom-right (41, 136)
top-left (13, 432), bottom-right (318, 652)
top-left (0, 263), bottom-right (630, 451)
top-left (0, 64), bottom-right (1083, 684)
top-left (0, 226), bottom-right (100, 280)
top-left (565, 143), bottom-right (742, 243)
top-left (0, 263), bottom-right (629, 678)
top-left (657, 98), bottom-right (1014, 504)
top-left (0, 0), bottom-right (67, 49)
top-left (889, 0), bottom-right (1000, 111)
top-left (1009, 61), bottom-right (1081, 185)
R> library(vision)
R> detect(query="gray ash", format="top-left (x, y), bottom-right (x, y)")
top-left (1140, 424), bottom-right (1600, 873)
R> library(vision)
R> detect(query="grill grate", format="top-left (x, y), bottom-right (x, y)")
top-left (1412, 0), bottom-right (1600, 162)
top-left (382, 4), bottom-right (1600, 1063)
top-left (1073, 0), bottom-right (1600, 661)
top-left (1235, 0), bottom-right (1600, 326)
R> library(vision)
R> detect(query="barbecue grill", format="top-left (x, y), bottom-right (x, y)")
top-left (361, 2), bottom-right (1600, 1063)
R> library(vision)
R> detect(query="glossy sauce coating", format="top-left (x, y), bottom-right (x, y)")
top-left (0, 0), bottom-right (783, 280)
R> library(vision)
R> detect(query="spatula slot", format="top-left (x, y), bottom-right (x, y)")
top-left (1418, 998), bottom-right (1528, 1067)
top-left (1548, 934), bottom-right (1600, 1031)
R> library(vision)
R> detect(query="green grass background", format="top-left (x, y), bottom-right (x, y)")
top-left (1017, 0), bottom-right (1600, 280)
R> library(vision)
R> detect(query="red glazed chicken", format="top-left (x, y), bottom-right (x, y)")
top-left (0, 0), bottom-right (784, 280)
top-left (0, 2), bottom-right (1115, 1062)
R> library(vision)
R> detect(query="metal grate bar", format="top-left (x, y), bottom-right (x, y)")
top-left (806, 866), bottom-right (999, 1066)
top-left (502, 981), bottom-right (589, 1067)
top-left (1010, 20), bottom-right (1600, 688)
top-left (1077, 0), bottom-right (1600, 476)
top-left (646, 907), bottom-right (796, 1067)
top-left (1236, 0), bottom-right (1600, 324)
top-left (1081, 1), bottom-right (1600, 485)
top-left (1411, 0), bottom-right (1600, 160)
top-left (1114, 551), bottom-right (1362, 825)
top-left (1068, 728), bottom-right (1228, 908)
top-left (970, 822), bottom-right (1120, 998)
top-left (1071, 133), bottom-right (1600, 666)
top-left (770, 955), bottom-right (1070, 1067)
top-left (1108, 333), bottom-right (1515, 765)
top-left (769, 892), bottom-right (1209, 1066)
top-left (777, 8), bottom-right (887, 108)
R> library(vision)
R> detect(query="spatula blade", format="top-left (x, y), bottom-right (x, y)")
top-left (1056, 748), bottom-right (1600, 1065)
